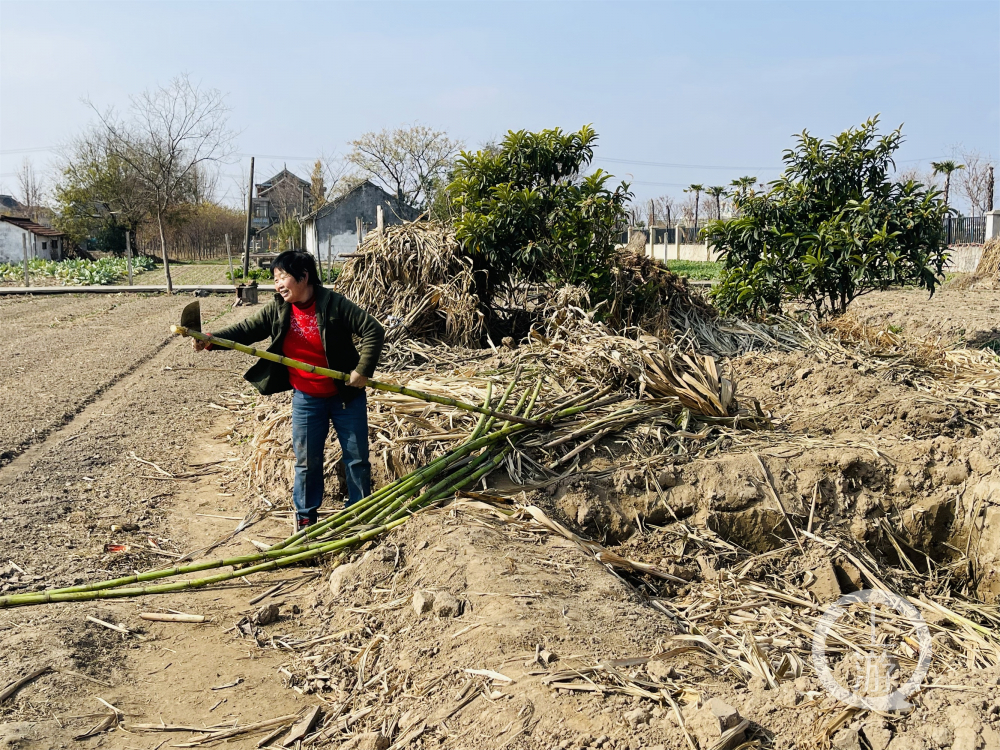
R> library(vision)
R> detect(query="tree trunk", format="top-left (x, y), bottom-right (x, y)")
top-left (944, 174), bottom-right (951, 207)
top-left (158, 210), bottom-right (173, 295)
top-left (694, 194), bottom-right (700, 237)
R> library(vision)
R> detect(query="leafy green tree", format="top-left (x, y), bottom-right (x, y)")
top-left (274, 216), bottom-right (301, 252)
top-left (54, 128), bottom-right (153, 251)
top-left (930, 160), bottom-right (964, 208)
top-left (449, 125), bottom-right (632, 310)
top-left (706, 117), bottom-right (949, 318)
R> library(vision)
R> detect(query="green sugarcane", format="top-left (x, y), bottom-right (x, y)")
top-left (1, 446), bottom-right (515, 608)
top-left (7, 382), bottom-right (597, 607)
top-left (171, 325), bottom-right (543, 428)
top-left (273, 381), bottom-right (524, 551)
top-left (0, 521), bottom-right (405, 608)
top-left (29, 392), bottom-right (518, 599)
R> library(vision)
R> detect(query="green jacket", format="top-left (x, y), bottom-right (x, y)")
top-left (213, 285), bottom-right (384, 401)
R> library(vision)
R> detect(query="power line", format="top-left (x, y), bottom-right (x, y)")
top-left (596, 157), bottom-right (781, 171)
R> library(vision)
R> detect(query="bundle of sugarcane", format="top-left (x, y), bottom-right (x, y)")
top-left (0, 380), bottom-right (617, 609)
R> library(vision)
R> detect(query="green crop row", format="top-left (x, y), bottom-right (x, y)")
top-left (0, 256), bottom-right (156, 285)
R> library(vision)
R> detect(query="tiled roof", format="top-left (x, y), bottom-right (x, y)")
top-left (0, 215), bottom-right (64, 237)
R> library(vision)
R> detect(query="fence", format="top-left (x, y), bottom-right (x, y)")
top-left (624, 225), bottom-right (702, 246)
top-left (944, 216), bottom-right (986, 245)
top-left (134, 237), bottom-right (239, 262)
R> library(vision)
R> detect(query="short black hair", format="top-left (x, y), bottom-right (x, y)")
top-left (272, 250), bottom-right (321, 286)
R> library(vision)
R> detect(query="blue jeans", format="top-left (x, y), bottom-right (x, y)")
top-left (291, 390), bottom-right (371, 524)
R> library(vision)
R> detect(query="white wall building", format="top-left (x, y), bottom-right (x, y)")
top-left (0, 216), bottom-right (65, 264)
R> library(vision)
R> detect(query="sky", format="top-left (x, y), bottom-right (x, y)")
top-left (1, 0), bottom-right (998, 211)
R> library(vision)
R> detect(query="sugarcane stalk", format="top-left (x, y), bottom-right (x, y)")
top-left (273, 381), bottom-right (523, 551)
top-left (171, 326), bottom-right (542, 428)
top-left (38, 388), bottom-right (517, 597)
top-left (5, 379), bottom-right (607, 608)
top-left (4, 444), bottom-right (513, 608)
top-left (0, 520), bottom-right (406, 608)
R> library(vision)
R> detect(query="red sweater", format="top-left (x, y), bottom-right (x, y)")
top-left (283, 299), bottom-right (338, 398)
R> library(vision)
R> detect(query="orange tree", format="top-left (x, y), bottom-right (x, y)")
top-left (705, 117), bottom-right (950, 318)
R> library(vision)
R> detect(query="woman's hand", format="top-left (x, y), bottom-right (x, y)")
top-left (348, 370), bottom-right (368, 388)
top-left (193, 337), bottom-right (212, 351)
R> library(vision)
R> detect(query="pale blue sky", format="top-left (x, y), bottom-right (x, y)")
top-left (1, 1), bottom-right (998, 210)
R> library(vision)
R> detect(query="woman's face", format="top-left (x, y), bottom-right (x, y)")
top-left (273, 268), bottom-right (313, 305)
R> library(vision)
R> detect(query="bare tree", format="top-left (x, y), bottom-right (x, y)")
top-left (348, 124), bottom-right (462, 209)
top-left (629, 195), bottom-right (676, 227)
top-left (16, 158), bottom-right (45, 222)
top-left (652, 195), bottom-right (675, 226)
top-left (896, 165), bottom-right (939, 191)
top-left (955, 150), bottom-right (996, 217)
top-left (92, 74), bottom-right (234, 293)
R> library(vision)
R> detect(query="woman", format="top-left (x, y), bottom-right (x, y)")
top-left (196, 250), bottom-right (384, 529)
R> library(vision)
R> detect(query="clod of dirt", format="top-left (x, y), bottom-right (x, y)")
top-left (647, 660), bottom-right (677, 682)
top-left (253, 603), bottom-right (280, 626)
top-left (341, 732), bottom-right (390, 750)
top-left (832, 727), bottom-right (863, 750)
top-left (805, 559), bottom-right (842, 602)
top-left (860, 718), bottom-right (892, 750)
top-left (412, 589), bottom-right (435, 615)
top-left (431, 591), bottom-right (461, 618)
top-left (329, 563), bottom-right (357, 596)
top-left (687, 698), bottom-right (744, 750)
top-left (624, 706), bottom-right (651, 728)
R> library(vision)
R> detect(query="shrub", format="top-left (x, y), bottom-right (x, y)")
top-left (706, 117), bottom-right (950, 318)
top-left (449, 125), bottom-right (632, 310)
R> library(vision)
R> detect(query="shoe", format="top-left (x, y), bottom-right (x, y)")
top-left (297, 517), bottom-right (313, 531)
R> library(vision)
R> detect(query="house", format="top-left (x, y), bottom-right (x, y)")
top-left (250, 168), bottom-right (312, 249)
top-left (0, 195), bottom-right (28, 215)
top-left (0, 215), bottom-right (65, 263)
top-left (303, 181), bottom-right (421, 263)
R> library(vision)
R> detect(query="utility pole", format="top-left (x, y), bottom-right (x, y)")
top-left (317, 228), bottom-right (324, 282)
top-left (648, 199), bottom-right (655, 258)
top-left (242, 157), bottom-right (255, 280)
top-left (125, 229), bottom-right (134, 286)
top-left (22, 233), bottom-right (29, 287)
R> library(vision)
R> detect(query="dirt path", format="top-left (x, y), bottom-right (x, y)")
top-left (0, 293), bottom-right (315, 748)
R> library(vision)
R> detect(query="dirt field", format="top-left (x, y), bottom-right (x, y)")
top-left (849, 284), bottom-right (1000, 348)
top-left (2, 287), bottom-right (1000, 749)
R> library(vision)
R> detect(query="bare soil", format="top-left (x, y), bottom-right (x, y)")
top-left (2, 289), bottom-right (1000, 749)
top-left (849, 285), bottom-right (1000, 348)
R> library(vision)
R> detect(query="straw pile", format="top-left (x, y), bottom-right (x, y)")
top-left (334, 222), bottom-right (485, 347)
top-left (812, 315), bottom-right (1000, 419)
top-left (231, 321), bottom-right (768, 507)
top-left (971, 236), bottom-right (1000, 286)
